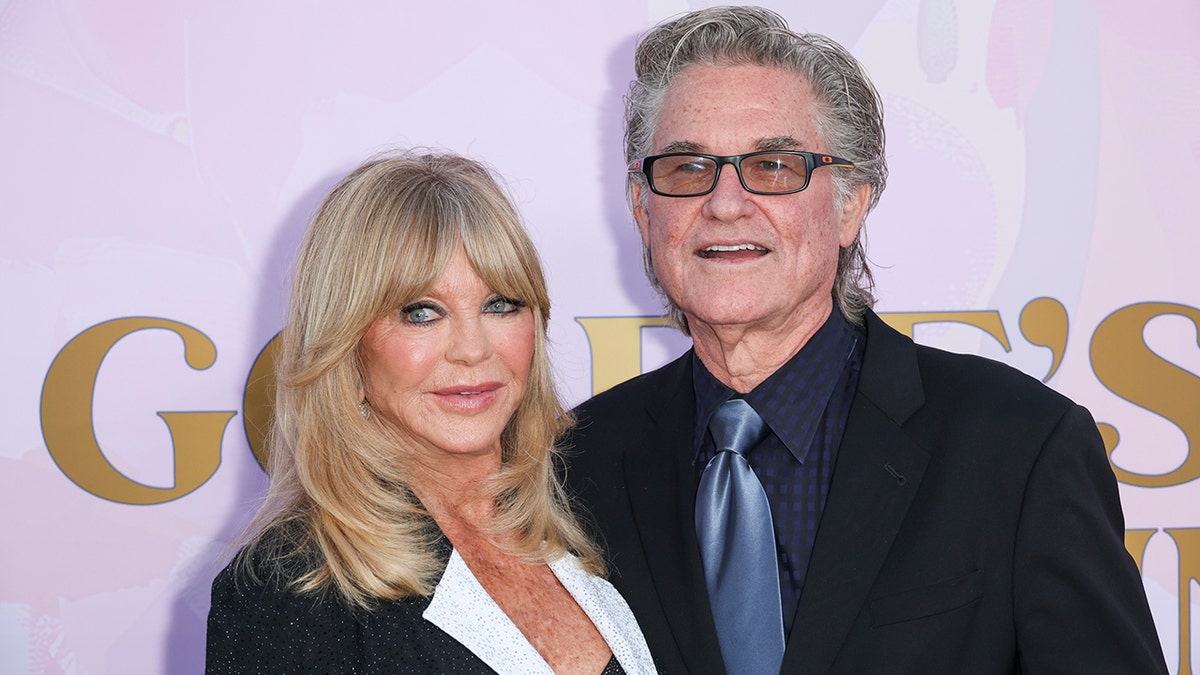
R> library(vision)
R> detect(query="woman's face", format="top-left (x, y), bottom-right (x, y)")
top-left (358, 245), bottom-right (535, 469)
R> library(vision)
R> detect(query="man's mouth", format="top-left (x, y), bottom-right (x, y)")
top-left (698, 244), bottom-right (769, 259)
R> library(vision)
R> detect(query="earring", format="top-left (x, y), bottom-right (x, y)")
top-left (358, 399), bottom-right (371, 419)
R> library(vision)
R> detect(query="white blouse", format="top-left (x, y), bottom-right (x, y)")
top-left (423, 549), bottom-right (657, 675)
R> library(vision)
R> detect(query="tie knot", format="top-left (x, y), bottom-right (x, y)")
top-left (709, 398), bottom-right (768, 457)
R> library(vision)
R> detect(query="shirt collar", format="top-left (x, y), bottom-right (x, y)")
top-left (692, 307), bottom-right (860, 465)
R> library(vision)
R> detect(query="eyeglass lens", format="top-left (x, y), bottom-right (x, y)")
top-left (649, 153), bottom-right (809, 196)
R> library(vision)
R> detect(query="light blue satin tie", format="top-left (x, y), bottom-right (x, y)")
top-left (696, 398), bottom-right (785, 675)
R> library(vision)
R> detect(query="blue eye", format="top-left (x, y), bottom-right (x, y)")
top-left (484, 295), bottom-right (526, 314)
top-left (401, 302), bottom-right (442, 324)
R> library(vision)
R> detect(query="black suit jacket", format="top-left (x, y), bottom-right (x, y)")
top-left (562, 310), bottom-right (1166, 674)
top-left (205, 531), bottom-right (498, 673)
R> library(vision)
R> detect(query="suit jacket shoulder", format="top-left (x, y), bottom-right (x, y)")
top-left (563, 350), bottom-right (693, 504)
top-left (859, 309), bottom-right (1073, 421)
top-left (571, 350), bottom-right (692, 429)
top-left (789, 310), bottom-right (1166, 673)
top-left (205, 528), bottom-right (495, 674)
top-left (205, 532), bottom-right (368, 673)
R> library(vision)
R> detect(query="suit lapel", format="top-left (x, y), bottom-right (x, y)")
top-left (782, 311), bottom-right (930, 674)
top-left (622, 352), bottom-right (727, 673)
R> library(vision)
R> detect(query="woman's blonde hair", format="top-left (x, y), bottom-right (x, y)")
top-left (240, 150), bottom-right (602, 609)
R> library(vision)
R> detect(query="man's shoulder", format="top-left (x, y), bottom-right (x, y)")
top-left (910, 340), bottom-right (1074, 413)
top-left (573, 349), bottom-right (690, 420)
top-left (864, 310), bottom-right (1075, 418)
top-left (562, 350), bottom-right (690, 470)
top-left (879, 337), bottom-right (1091, 457)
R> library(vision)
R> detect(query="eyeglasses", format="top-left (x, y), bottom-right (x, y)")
top-left (628, 150), bottom-right (854, 197)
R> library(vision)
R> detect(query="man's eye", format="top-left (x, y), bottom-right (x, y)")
top-left (679, 160), bottom-right (709, 173)
top-left (401, 303), bottom-right (442, 324)
top-left (484, 296), bottom-right (527, 314)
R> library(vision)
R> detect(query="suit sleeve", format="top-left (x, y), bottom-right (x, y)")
top-left (205, 561), bottom-right (361, 673)
top-left (1012, 404), bottom-right (1167, 674)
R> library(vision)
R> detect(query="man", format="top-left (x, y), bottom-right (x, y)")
top-left (563, 6), bottom-right (1166, 674)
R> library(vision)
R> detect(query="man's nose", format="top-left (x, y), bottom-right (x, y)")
top-left (703, 162), bottom-right (755, 221)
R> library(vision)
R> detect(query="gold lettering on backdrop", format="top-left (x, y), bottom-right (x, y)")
top-left (40, 317), bottom-right (235, 504)
top-left (37, 304), bottom-right (1200, 496)
top-left (1164, 528), bottom-right (1200, 675)
top-left (242, 333), bottom-right (281, 469)
top-left (576, 316), bottom-right (672, 395)
top-left (1124, 528), bottom-right (1156, 575)
top-left (578, 307), bottom-right (1055, 396)
top-left (1090, 303), bottom-right (1200, 487)
top-left (1018, 297), bottom-right (1069, 382)
top-left (878, 311), bottom-right (1011, 350)
top-left (32, 305), bottom-right (1200, 669)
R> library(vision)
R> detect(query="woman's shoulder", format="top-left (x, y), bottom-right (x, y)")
top-left (208, 525), bottom-right (337, 625)
top-left (205, 529), bottom-right (500, 673)
top-left (212, 522), bottom-right (314, 590)
top-left (206, 526), bottom-right (363, 672)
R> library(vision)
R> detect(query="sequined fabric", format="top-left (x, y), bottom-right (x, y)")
top-left (206, 551), bottom-right (498, 673)
top-left (205, 526), bottom-right (653, 674)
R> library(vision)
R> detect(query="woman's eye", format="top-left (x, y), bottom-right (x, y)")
top-left (401, 302), bottom-right (442, 325)
top-left (484, 295), bottom-right (526, 314)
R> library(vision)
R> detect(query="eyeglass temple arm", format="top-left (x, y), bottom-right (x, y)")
top-left (814, 154), bottom-right (855, 168)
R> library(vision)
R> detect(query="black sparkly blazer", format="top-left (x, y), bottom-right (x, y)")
top-left (205, 529), bottom-right (501, 674)
top-left (205, 525), bottom-right (643, 674)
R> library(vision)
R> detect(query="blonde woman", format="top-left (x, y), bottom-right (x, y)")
top-left (206, 151), bottom-right (654, 674)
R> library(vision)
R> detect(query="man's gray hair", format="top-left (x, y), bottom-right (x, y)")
top-left (625, 5), bottom-right (887, 330)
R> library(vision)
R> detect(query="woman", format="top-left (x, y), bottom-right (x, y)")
top-left (206, 151), bottom-right (655, 674)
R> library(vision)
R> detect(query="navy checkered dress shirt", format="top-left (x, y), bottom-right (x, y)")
top-left (692, 308), bottom-right (864, 636)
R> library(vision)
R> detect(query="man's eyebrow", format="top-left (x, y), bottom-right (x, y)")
top-left (661, 140), bottom-right (704, 153)
top-left (755, 136), bottom-right (800, 151)
top-left (657, 137), bottom-right (801, 154)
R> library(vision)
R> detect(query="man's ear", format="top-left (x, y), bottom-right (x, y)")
top-left (839, 183), bottom-right (872, 248)
top-left (631, 181), bottom-right (653, 248)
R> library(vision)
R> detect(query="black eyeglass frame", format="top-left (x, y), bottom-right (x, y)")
top-left (627, 150), bottom-right (855, 197)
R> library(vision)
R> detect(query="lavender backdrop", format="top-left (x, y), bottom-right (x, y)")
top-left (2, 1), bottom-right (1197, 672)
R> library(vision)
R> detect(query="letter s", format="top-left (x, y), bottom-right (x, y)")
top-left (1090, 303), bottom-right (1200, 487)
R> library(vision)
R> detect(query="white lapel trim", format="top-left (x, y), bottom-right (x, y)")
top-left (424, 548), bottom-right (656, 675)
top-left (423, 549), bottom-right (554, 675)
top-left (548, 555), bottom-right (658, 675)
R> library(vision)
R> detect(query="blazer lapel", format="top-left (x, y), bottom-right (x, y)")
top-left (622, 352), bottom-right (727, 674)
top-left (782, 311), bottom-right (930, 674)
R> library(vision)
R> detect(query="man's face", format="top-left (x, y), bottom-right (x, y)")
top-left (633, 63), bottom-right (869, 337)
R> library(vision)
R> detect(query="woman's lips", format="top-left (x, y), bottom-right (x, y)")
top-left (430, 382), bottom-right (503, 412)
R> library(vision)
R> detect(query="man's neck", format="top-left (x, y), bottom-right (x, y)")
top-left (689, 302), bottom-right (834, 393)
